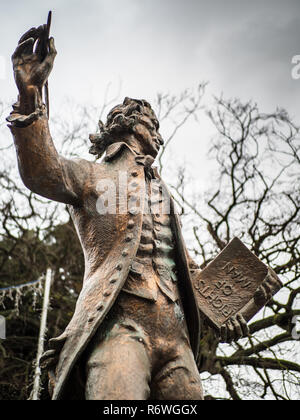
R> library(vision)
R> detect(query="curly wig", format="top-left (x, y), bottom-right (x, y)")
top-left (89, 97), bottom-right (162, 159)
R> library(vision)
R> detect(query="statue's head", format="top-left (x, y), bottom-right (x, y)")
top-left (89, 97), bottom-right (164, 159)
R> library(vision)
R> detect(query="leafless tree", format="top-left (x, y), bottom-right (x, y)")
top-left (170, 96), bottom-right (300, 400)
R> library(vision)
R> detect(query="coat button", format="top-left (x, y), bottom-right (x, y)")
top-left (129, 208), bottom-right (139, 216)
top-left (129, 195), bottom-right (139, 203)
top-left (88, 315), bottom-right (95, 323)
top-left (127, 220), bottom-right (135, 229)
top-left (131, 171), bottom-right (139, 177)
top-left (110, 278), bottom-right (117, 284)
top-left (122, 251), bottom-right (129, 257)
top-left (96, 303), bottom-right (104, 311)
top-left (125, 235), bottom-right (133, 242)
top-left (104, 291), bottom-right (111, 297)
top-left (116, 264), bottom-right (123, 271)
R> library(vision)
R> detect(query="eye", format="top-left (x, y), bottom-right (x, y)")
top-left (144, 121), bottom-right (154, 131)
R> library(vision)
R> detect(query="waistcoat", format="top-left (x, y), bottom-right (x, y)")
top-left (123, 172), bottom-right (179, 302)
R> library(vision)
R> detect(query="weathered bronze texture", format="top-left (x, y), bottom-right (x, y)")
top-left (7, 21), bottom-right (282, 400)
top-left (192, 238), bottom-right (282, 330)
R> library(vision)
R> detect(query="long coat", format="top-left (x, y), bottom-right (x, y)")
top-left (9, 115), bottom-right (201, 400)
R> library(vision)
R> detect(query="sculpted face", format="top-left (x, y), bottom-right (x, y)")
top-left (133, 110), bottom-right (164, 158)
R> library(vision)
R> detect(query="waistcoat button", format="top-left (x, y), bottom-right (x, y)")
top-left (127, 220), bottom-right (135, 229)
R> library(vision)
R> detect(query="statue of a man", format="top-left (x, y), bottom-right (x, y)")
top-left (8, 25), bottom-right (265, 401)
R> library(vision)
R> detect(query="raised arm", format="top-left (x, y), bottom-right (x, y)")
top-left (7, 25), bottom-right (83, 206)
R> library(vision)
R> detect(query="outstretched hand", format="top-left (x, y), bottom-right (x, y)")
top-left (12, 25), bottom-right (56, 98)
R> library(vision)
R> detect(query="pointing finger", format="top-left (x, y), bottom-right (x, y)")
top-left (34, 25), bottom-right (49, 57)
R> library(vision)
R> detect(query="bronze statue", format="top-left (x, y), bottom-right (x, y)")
top-left (7, 21), bottom-right (282, 400)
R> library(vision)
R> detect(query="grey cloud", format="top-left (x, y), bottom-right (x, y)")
top-left (1, 0), bottom-right (299, 116)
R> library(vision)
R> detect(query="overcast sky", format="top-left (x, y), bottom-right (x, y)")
top-left (0, 0), bottom-right (299, 184)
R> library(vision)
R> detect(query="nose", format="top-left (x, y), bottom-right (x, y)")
top-left (157, 136), bottom-right (164, 145)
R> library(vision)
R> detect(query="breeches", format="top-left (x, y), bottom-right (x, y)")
top-left (84, 291), bottom-right (204, 400)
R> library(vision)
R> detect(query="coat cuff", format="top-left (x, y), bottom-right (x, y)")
top-left (6, 103), bottom-right (47, 128)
